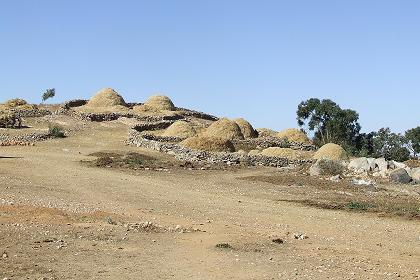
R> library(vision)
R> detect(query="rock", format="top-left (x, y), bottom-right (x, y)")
top-left (374, 158), bottom-right (388, 172)
top-left (389, 168), bottom-right (412, 184)
top-left (329, 175), bottom-right (342, 182)
top-left (409, 167), bottom-right (420, 183)
top-left (366, 158), bottom-right (376, 170)
top-left (391, 160), bottom-right (407, 169)
top-left (293, 233), bottom-right (308, 240)
top-left (309, 162), bottom-right (322, 176)
top-left (351, 178), bottom-right (375, 186)
top-left (2, 252), bottom-right (8, 259)
top-left (348, 157), bottom-right (373, 173)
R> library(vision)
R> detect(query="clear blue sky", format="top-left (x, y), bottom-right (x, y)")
top-left (1, 0), bottom-right (419, 133)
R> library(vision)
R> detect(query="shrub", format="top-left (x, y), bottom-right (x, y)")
top-left (317, 159), bottom-right (344, 175)
top-left (48, 124), bottom-right (65, 138)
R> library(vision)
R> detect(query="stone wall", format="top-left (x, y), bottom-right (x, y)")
top-left (127, 130), bottom-right (296, 167)
top-left (0, 131), bottom-right (51, 143)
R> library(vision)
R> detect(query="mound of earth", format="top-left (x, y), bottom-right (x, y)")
top-left (234, 118), bottom-right (258, 138)
top-left (313, 143), bottom-right (348, 160)
top-left (181, 135), bottom-right (235, 152)
top-left (201, 118), bottom-right (244, 140)
top-left (277, 128), bottom-right (311, 144)
top-left (162, 121), bottom-right (197, 138)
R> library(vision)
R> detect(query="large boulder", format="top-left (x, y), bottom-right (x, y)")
top-left (389, 168), bottom-right (412, 184)
top-left (410, 167), bottom-right (420, 183)
top-left (374, 158), bottom-right (388, 172)
top-left (348, 157), bottom-right (375, 173)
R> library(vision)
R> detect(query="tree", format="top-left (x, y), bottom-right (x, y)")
top-left (42, 88), bottom-right (55, 103)
top-left (372, 127), bottom-right (410, 162)
top-left (405, 126), bottom-right (420, 157)
top-left (296, 98), bottom-right (361, 150)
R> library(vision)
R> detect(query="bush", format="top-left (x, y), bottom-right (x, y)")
top-left (48, 124), bottom-right (65, 138)
top-left (317, 159), bottom-right (344, 175)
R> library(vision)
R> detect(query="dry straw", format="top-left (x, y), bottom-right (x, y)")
top-left (181, 135), bottom-right (235, 152)
top-left (143, 95), bottom-right (175, 111)
top-left (277, 128), bottom-right (311, 144)
top-left (256, 128), bottom-right (277, 138)
top-left (313, 143), bottom-right (348, 160)
top-left (234, 118), bottom-right (258, 139)
top-left (162, 121), bottom-right (197, 138)
top-left (261, 147), bottom-right (314, 160)
top-left (201, 118), bottom-right (244, 140)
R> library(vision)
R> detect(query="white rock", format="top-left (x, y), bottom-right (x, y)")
top-left (391, 160), bottom-right (407, 169)
top-left (374, 158), bottom-right (388, 172)
top-left (409, 167), bottom-right (420, 183)
top-left (348, 157), bottom-right (372, 173)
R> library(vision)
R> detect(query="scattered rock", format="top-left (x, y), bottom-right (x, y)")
top-left (293, 233), bottom-right (308, 240)
top-left (2, 252), bottom-right (8, 259)
top-left (215, 243), bottom-right (233, 249)
top-left (389, 168), bottom-right (412, 184)
top-left (350, 178), bottom-right (375, 186)
top-left (272, 238), bottom-right (284, 244)
top-left (329, 175), bottom-right (342, 182)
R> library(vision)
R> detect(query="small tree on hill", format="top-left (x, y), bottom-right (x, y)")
top-left (42, 88), bottom-right (55, 103)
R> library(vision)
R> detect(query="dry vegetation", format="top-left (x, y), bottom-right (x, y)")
top-left (181, 135), bottom-right (236, 152)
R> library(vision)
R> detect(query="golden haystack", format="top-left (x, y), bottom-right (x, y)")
top-left (162, 121), bottom-right (197, 138)
top-left (201, 118), bottom-right (244, 140)
top-left (256, 128), bottom-right (277, 138)
top-left (5, 98), bottom-right (28, 107)
top-left (181, 135), bottom-right (235, 152)
top-left (313, 143), bottom-right (348, 160)
top-left (234, 118), bottom-right (258, 138)
top-left (87, 88), bottom-right (127, 108)
top-left (143, 95), bottom-right (175, 111)
top-left (277, 128), bottom-right (311, 144)
top-left (248, 149), bottom-right (261, 156)
top-left (260, 147), bottom-right (313, 160)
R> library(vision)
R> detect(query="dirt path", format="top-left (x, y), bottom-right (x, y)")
top-left (1, 123), bottom-right (419, 279)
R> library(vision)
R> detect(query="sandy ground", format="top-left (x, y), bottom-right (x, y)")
top-left (1, 121), bottom-right (419, 279)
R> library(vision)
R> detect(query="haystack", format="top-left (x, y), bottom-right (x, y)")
top-left (143, 95), bottom-right (175, 111)
top-left (181, 135), bottom-right (235, 152)
top-left (162, 121), bottom-right (197, 138)
top-left (86, 88), bottom-right (127, 108)
top-left (261, 147), bottom-right (299, 159)
top-left (260, 147), bottom-right (313, 160)
top-left (234, 118), bottom-right (258, 138)
top-left (277, 128), bottom-right (311, 144)
top-left (5, 98), bottom-right (28, 107)
top-left (256, 128), bottom-right (277, 138)
top-left (248, 149), bottom-right (261, 156)
top-left (201, 118), bottom-right (244, 140)
top-left (313, 143), bottom-right (348, 160)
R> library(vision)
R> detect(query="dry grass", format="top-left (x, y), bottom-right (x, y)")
top-left (78, 88), bottom-right (129, 113)
top-left (162, 121), bottom-right (197, 138)
top-left (201, 118), bottom-right (244, 140)
top-left (260, 147), bottom-right (313, 160)
top-left (181, 135), bottom-right (235, 152)
top-left (256, 128), bottom-right (277, 138)
top-left (313, 143), bottom-right (348, 160)
top-left (1, 98), bottom-right (35, 111)
top-left (277, 128), bottom-right (311, 144)
top-left (143, 95), bottom-right (175, 111)
top-left (234, 118), bottom-right (257, 139)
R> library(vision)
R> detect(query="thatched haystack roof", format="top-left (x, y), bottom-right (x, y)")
top-left (256, 128), bottom-right (277, 138)
top-left (181, 135), bottom-right (235, 152)
top-left (277, 128), bottom-right (311, 144)
top-left (201, 118), bottom-right (244, 140)
top-left (162, 121), bottom-right (197, 138)
top-left (143, 95), bottom-right (175, 111)
top-left (86, 88), bottom-right (127, 108)
top-left (234, 118), bottom-right (258, 139)
top-left (313, 143), bottom-right (348, 160)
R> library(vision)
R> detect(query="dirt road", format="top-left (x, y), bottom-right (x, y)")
top-left (1, 123), bottom-right (419, 279)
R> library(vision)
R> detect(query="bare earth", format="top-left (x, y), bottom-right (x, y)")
top-left (1, 120), bottom-right (419, 279)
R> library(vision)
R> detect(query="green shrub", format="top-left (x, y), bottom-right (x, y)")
top-left (48, 124), bottom-right (65, 138)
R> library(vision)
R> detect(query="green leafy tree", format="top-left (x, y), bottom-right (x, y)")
top-left (42, 88), bottom-right (55, 103)
top-left (405, 126), bottom-right (420, 157)
top-left (372, 128), bottom-right (410, 162)
top-left (296, 98), bottom-right (361, 150)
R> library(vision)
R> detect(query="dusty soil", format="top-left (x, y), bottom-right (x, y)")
top-left (1, 117), bottom-right (419, 279)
